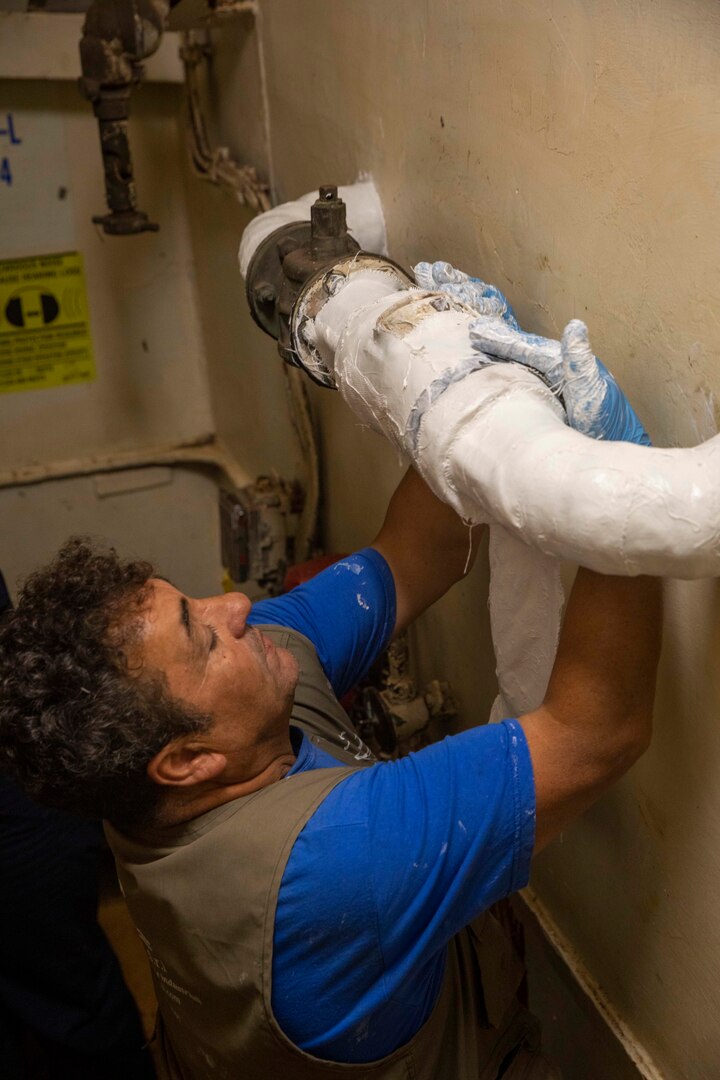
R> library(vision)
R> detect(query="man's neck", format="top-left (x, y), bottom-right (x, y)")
top-left (157, 751), bottom-right (297, 827)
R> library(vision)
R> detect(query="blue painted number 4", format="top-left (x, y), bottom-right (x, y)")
top-left (0, 158), bottom-right (11, 186)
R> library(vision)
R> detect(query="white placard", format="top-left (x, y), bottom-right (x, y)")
top-left (0, 108), bottom-right (75, 258)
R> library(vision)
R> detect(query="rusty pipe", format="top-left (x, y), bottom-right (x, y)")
top-left (78, 0), bottom-right (175, 235)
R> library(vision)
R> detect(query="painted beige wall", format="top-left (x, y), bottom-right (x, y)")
top-left (0, 77), bottom-right (213, 471)
top-left (178, 12), bottom-right (304, 481)
top-left (216, 1), bottom-right (720, 1074)
top-left (0, 31), bottom-right (304, 599)
top-left (0, 465), bottom-right (225, 600)
top-left (182, 184), bottom-right (303, 482)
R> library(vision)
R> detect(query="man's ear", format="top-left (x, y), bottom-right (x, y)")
top-left (148, 738), bottom-right (228, 788)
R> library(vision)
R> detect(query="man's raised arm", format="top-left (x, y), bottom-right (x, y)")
top-left (520, 569), bottom-right (662, 852)
top-left (371, 467), bottom-right (479, 635)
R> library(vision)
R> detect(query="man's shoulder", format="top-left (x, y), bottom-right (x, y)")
top-left (246, 548), bottom-right (395, 641)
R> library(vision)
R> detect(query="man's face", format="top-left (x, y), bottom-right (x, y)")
top-left (128, 579), bottom-right (299, 777)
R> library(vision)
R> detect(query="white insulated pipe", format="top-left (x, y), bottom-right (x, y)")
top-left (315, 273), bottom-right (720, 580)
top-left (240, 185), bottom-right (720, 718)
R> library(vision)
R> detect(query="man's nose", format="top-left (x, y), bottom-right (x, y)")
top-left (220, 591), bottom-right (252, 639)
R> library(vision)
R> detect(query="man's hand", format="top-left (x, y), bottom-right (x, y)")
top-left (413, 260), bottom-right (520, 329)
top-left (413, 258), bottom-right (649, 443)
top-left (469, 315), bottom-right (652, 446)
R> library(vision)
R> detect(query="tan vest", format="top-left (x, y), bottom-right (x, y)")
top-left (107, 626), bottom-right (551, 1080)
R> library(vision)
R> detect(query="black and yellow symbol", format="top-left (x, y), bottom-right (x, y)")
top-left (4, 287), bottom-right (60, 329)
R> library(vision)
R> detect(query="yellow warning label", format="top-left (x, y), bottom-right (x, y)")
top-left (0, 252), bottom-right (95, 394)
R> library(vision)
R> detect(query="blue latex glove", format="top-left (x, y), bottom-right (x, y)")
top-left (413, 261), bottom-right (520, 330)
top-left (469, 316), bottom-right (652, 446)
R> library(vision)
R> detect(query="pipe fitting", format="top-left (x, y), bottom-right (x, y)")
top-left (245, 187), bottom-right (370, 378)
top-left (78, 0), bottom-right (174, 234)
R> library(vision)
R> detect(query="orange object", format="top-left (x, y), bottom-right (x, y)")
top-left (283, 554), bottom-right (347, 593)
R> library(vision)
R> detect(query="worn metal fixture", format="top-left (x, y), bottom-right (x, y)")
top-left (246, 186), bottom-right (363, 379)
top-left (78, 0), bottom-right (178, 235)
top-left (351, 633), bottom-right (458, 758)
top-left (219, 476), bottom-right (305, 595)
top-left (246, 186), bottom-right (413, 386)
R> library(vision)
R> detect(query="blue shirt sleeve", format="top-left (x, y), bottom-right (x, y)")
top-left (247, 548), bottom-right (396, 698)
top-left (272, 719), bottom-right (536, 1063)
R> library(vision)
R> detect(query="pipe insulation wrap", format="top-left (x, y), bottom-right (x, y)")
top-left (424, 376), bottom-right (720, 577)
top-left (327, 282), bottom-right (720, 579)
top-left (487, 528), bottom-right (564, 721)
top-left (305, 269), bottom-right (406, 379)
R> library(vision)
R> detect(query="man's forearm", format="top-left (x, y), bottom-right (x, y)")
top-left (547, 568), bottom-right (662, 749)
top-left (521, 568), bottom-right (663, 849)
top-left (372, 468), bottom-right (479, 633)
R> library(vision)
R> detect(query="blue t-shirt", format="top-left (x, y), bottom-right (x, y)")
top-left (248, 549), bottom-right (536, 1064)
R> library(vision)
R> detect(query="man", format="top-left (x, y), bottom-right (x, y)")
top-left (0, 332), bottom-right (661, 1078)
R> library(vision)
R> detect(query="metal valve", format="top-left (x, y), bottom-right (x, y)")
top-left (246, 186), bottom-right (361, 378)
